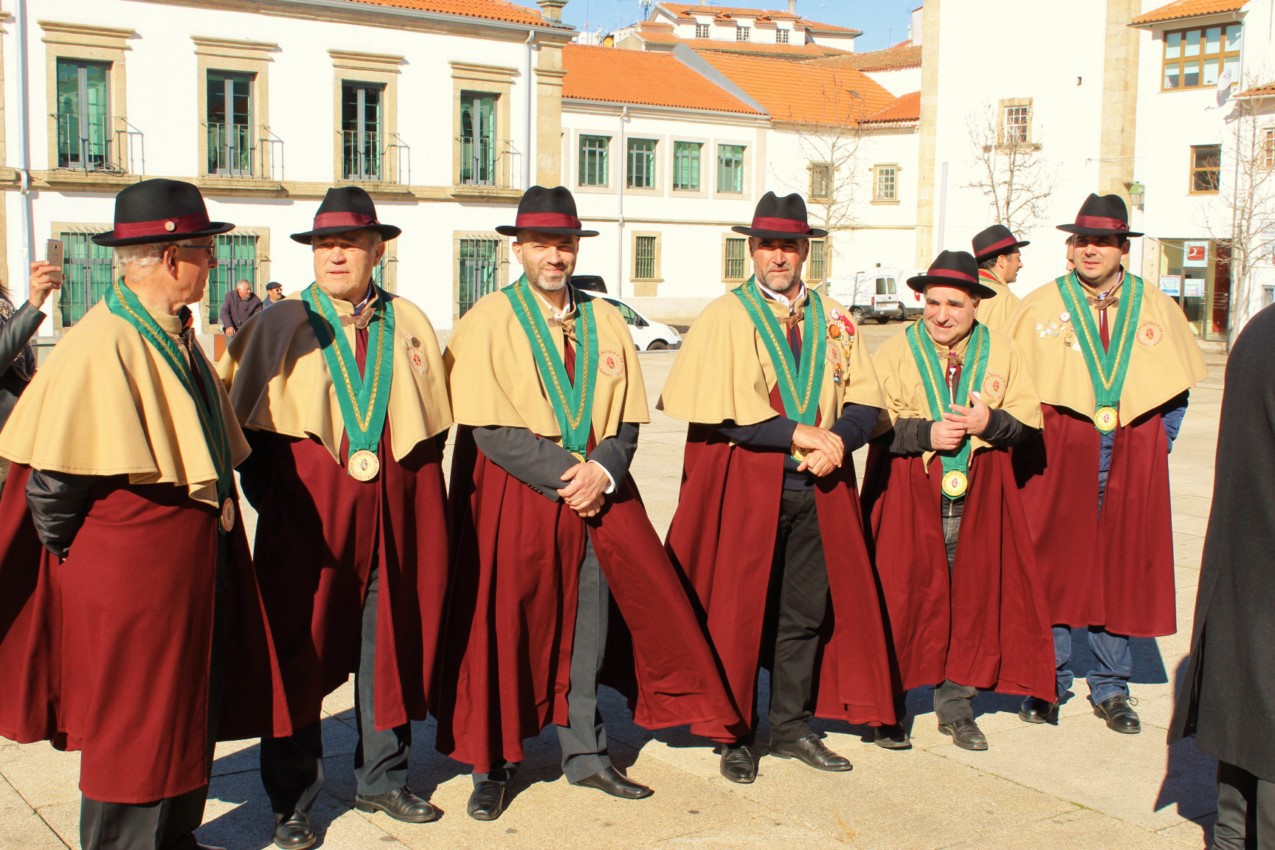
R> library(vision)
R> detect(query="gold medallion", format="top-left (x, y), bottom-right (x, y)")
top-left (349, 449), bottom-right (380, 482)
top-left (219, 498), bottom-right (236, 533)
top-left (941, 469), bottom-right (969, 499)
top-left (1094, 406), bottom-right (1119, 433)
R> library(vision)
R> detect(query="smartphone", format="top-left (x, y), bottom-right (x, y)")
top-left (45, 238), bottom-right (64, 285)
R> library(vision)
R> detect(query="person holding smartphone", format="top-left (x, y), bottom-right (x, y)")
top-left (0, 256), bottom-right (60, 487)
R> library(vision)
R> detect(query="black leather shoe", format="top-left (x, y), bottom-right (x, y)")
top-left (1018, 696), bottom-right (1059, 724)
top-left (354, 786), bottom-right (439, 823)
top-left (273, 811), bottom-right (316, 850)
top-left (573, 766), bottom-right (653, 799)
top-left (719, 744), bottom-right (757, 784)
top-left (1094, 694), bottom-right (1141, 734)
top-left (467, 781), bottom-right (508, 821)
top-left (938, 718), bottom-right (989, 751)
top-left (768, 734), bottom-right (852, 771)
top-left (873, 723), bottom-right (912, 750)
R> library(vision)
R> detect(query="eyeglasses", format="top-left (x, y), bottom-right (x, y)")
top-left (172, 243), bottom-right (216, 258)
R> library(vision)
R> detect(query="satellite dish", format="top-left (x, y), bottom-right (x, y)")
top-left (1217, 68), bottom-right (1233, 106)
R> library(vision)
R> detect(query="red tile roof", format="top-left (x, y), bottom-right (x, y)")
top-left (1234, 82), bottom-right (1275, 98)
top-left (562, 45), bottom-right (763, 115)
top-left (1130, 0), bottom-right (1246, 25)
top-left (346, 0), bottom-right (548, 26)
top-left (697, 51), bottom-right (895, 127)
top-left (657, 3), bottom-right (861, 35)
top-left (859, 91), bottom-right (921, 124)
top-left (812, 39), bottom-right (921, 71)
top-left (686, 39), bottom-right (848, 58)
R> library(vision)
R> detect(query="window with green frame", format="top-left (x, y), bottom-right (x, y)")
top-left (58, 231), bottom-right (115, 326)
top-left (578, 135), bottom-right (609, 187)
top-left (717, 144), bottom-right (745, 193)
top-left (56, 59), bottom-right (112, 170)
top-left (458, 237), bottom-right (502, 316)
top-left (634, 235), bottom-right (658, 280)
top-left (807, 239), bottom-right (827, 282)
top-left (723, 236), bottom-right (748, 280)
top-left (627, 138), bottom-right (657, 189)
top-left (460, 90), bottom-right (498, 186)
top-left (342, 81), bottom-right (383, 181)
top-left (673, 141), bottom-right (702, 191)
top-left (207, 70), bottom-right (254, 176)
top-left (207, 233), bottom-right (258, 326)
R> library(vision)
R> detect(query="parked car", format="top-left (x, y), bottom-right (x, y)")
top-left (826, 267), bottom-right (923, 323)
top-left (595, 293), bottom-right (682, 351)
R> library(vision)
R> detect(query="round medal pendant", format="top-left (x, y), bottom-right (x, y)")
top-left (219, 498), bottom-right (236, 533)
top-left (348, 449), bottom-right (380, 482)
top-left (941, 469), bottom-right (969, 499)
top-left (1094, 406), bottom-right (1119, 433)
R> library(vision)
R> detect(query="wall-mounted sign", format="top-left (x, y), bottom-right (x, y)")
top-left (1159, 275), bottom-right (1182, 296)
top-left (1184, 278), bottom-right (1206, 298)
top-left (1183, 241), bottom-right (1209, 268)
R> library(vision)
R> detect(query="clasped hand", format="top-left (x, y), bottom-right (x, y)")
top-left (792, 423), bottom-right (844, 478)
top-left (557, 461), bottom-right (609, 518)
top-left (931, 391), bottom-right (990, 451)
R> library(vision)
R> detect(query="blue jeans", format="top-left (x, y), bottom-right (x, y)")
top-left (1051, 625), bottom-right (1133, 705)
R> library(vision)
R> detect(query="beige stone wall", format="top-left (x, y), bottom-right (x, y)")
top-left (1098, 0), bottom-right (1141, 198)
top-left (535, 44), bottom-right (565, 186)
top-left (913, 0), bottom-right (941, 267)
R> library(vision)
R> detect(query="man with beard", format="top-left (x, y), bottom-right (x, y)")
top-left (1007, 194), bottom-right (1205, 733)
top-left (662, 192), bottom-right (895, 784)
top-left (438, 186), bottom-right (739, 820)
top-left (861, 250), bottom-right (1053, 752)
top-left (969, 224), bottom-right (1026, 331)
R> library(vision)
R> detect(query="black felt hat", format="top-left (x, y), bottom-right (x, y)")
top-left (731, 192), bottom-right (828, 239)
top-left (290, 186), bottom-right (402, 244)
top-left (496, 186), bottom-right (599, 237)
top-left (1056, 193), bottom-right (1143, 238)
top-left (906, 250), bottom-right (998, 298)
top-left (972, 224), bottom-right (1030, 263)
top-left (92, 179), bottom-right (234, 247)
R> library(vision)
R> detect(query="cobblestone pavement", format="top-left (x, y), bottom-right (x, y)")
top-left (0, 320), bottom-right (1229, 849)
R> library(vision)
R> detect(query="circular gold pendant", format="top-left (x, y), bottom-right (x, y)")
top-left (941, 469), bottom-right (969, 499)
top-left (219, 497), bottom-right (236, 533)
top-left (348, 449), bottom-right (380, 482)
top-left (1094, 406), bottom-right (1119, 433)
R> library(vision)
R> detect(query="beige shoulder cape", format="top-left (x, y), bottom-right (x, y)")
top-left (660, 286), bottom-right (885, 426)
top-left (1006, 275), bottom-right (1206, 424)
top-left (217, 289), bottom-right (452, 462)
top-left (975, 271), bottom-right (1022, 333)
top-left (872, 323), bottom-right (1042, 464)
top-left (444, 288), bottom-right (648, 443)
top-left (0, 300), bottom-right (249, 506)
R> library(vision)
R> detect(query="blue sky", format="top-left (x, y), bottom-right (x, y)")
top-left (556, 1), bottom-right (919, 52)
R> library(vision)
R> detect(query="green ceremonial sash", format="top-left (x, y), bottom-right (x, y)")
top-left (503, 276), bottom-right (598, 458)
top-left (1054, 271), bottom-right (1143, 430)
top-left (905, 320), bottom-right (990, 500)
top-left (301, 283), bottom-right (396, 461)
top-left (104, 278), bottom-right (234, 521)
top-left (732, 276), bottom-right (827, 427)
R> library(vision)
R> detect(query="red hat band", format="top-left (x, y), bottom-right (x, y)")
top-left (313, 211), bottom-right (378, 230)
top-left (515, 212), bottom-right (583, 230)
top-left (110, 212), bottom-right (212, 240)
top-left (929, 267), bottom-right (978, 285)
top-left (751, 216), bottom-right (811, 235)
top-left (977, 235), bottom-right (1018, 258)
top-left (1075, 215), bottom-right (1129, 232)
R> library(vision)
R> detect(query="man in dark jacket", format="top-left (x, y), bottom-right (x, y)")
top-left (219, 279), bottom-right (262, 336)
top-left (1169, 303), bottom-right (1275, 849)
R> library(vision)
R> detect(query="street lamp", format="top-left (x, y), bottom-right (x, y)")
top-left (1128, 180), bottom-right (1145, 210)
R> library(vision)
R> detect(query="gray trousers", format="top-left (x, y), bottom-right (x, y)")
top-left (260, 567), bottom-right (411, 815)
top-left (1216, 761), bottom-right (1275, 850)
top-left (474, 535), bottom-right (611, 786)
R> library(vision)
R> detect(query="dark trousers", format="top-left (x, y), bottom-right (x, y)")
top-left (750, 489), bottom-right (831, 745)
top-left (80, 590), bottom-right (227, 850)
top-left (260, 567), bottom-right (410, 816)
top-left (1216, 761), bottom-right (1275, 850)
top-left (473, 535), bottom-right (611, 787)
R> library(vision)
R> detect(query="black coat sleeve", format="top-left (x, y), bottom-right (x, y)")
top-left (888, 417), bottom-right (935, 455)
top-left (715, 416), bottom-right (797, 451)
top-left (587, 422), bottom-right (640, 489)
top-left (829, 403), bottom-right (881, 453)
top-left (25, 470), bottom-right (97, 559)
top-left (0, 302), bottom-right (45, 376)
top-left (979, 407), bottom-right (1038, 448)
top-left (472, 425), bottom-right (578, 502)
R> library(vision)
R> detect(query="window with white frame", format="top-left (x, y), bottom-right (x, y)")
top-left (809, 162), bottom-right (833, 200)
top-left (873, 164), bottom-right (898, 201)
top-left (736, 26), bottom-right (751, 41)
top-left (695, 23), bottom-right (710, 39)
top-left (776, 29), bottom-right (790, 44)
top-left (1263, 126), bottom-right (1274, 170)
top-left (999, 98), bottom-right (1031, 146)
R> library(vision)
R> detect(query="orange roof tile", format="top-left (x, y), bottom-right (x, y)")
top-left (346, 0), bottom-right (548, 26)
top-left (1234, 81), bottom-right (1275, 98)
top-left (1130, 0), bottom-right (1246, 25)
top-left (860, 91), bottom-right (920, 124)
top-left (686, 39), bottom-right (848, 59)
top-left (697, 51), bottom-right (895, 127)
top-left (657, 3), bottom-right (861, 35)
top-left (812, 40), bottom-right (921, 71)
top-left (562, 45), bottom-right (763, 115)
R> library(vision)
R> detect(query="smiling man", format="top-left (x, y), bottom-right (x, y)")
top-left (860, 250), bottom-right (1053, 753)
top-left (1007, 194), bottom-right (1206, 734)
top-left (662, 192), bottom-right (896, 784)
top-left (218, 186), bottom-right (453, 850)
top-left (438, 186), bottom-right (739, 821)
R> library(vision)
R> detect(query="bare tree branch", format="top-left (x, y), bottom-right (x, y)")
top-left (964, 105), bottom-right (1057, 235)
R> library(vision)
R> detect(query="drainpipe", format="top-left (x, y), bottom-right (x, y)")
top-left (523, 30), bottom-right (535, 190)
top-left (935, 161), bottom-right (949, 255)
top-left (616, 106), bottom-right (627, 298)
top-left (15, 0), bottom-right (34, 275)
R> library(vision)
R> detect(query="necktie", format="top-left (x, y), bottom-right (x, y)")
top-left (563, 328), bottom-right (576, 385)
top-left (1093, 295), bottom-right (1115, 351)
top-left (786, 315), bottom-right (802, 363)
top-left (946, 352), bottom-right (963, 406)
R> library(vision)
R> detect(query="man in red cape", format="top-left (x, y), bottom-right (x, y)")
top-left (860, 250), bottom-right (1054, 752)
top-left (662, 192), bottom-right (895, 785)
top-left (0, 179), bottom-right (289, 850)
top-left (437, 186), bottom-right (740, 821)
top-left (218, 187), bottom-right (452, 849)
top-left (1007, 194), bottom-right (1205, 733)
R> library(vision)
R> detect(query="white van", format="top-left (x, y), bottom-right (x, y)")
top-left (826, 268), bottom-right (923, 323)
top-left (595, 294), bottom-right (683, 351)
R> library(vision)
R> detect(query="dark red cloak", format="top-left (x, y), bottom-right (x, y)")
top-left (664, 424), bottom-right (897, 731)
top-left (0, 465), bottom-right (289, 804)
top-left (242, 424), bottom-right (450, 733)
top-left (434, 428), bottom-right (742, 774)
top-left (1011, 404), bottom-right (1175, 637)
top-left (859, 445), bottom-right (1055, 700)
